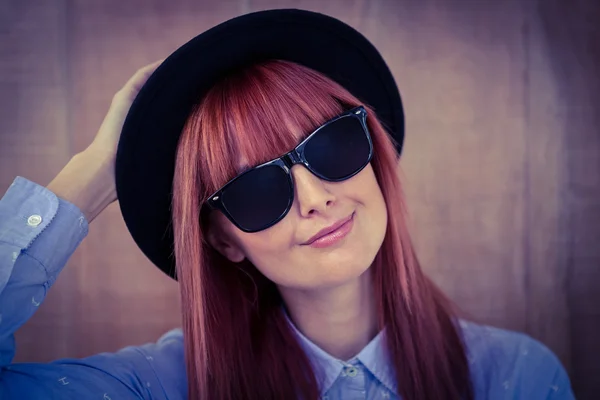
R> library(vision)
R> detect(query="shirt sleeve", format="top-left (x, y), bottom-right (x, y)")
top-left (499, 332), bottom-right (576, 399)
top-left (460, 320), bottom-right (576, 399)
top-left (521, 336), bottom-right (576, 400)
top-left (547, 357), bottom-right (576, 400)
top-left (0, 176), bottom-right (185, 400)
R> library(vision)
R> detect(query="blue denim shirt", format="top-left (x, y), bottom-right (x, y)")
top-left (0, 176), bottom-right (575, 399)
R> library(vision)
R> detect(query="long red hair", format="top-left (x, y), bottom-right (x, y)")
top-left (171, 60), bottom-right (474, 400)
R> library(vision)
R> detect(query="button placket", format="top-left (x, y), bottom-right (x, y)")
top-left (345, 366), bottom-right (358, 377)
top-left (341, 363), bottom-right (367, 399)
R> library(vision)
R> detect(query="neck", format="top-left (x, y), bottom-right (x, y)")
top-left (279, 268), bottom-right (379, 360)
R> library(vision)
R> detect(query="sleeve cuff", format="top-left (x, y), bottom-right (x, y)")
top-left (0, 176), bottom-right (89, 282)
top-left (0, 176), bottom-right (60, 250)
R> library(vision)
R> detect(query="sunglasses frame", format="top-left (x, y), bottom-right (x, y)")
top-left (205, 105), bottom-right (373, 233)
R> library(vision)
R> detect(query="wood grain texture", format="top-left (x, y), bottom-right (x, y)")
top-left (1, 0), bottom-right (597, 398)
top-left (536, 1), bottom-right (600, 397)
top-left (0, 0), bottom-right (79, 361)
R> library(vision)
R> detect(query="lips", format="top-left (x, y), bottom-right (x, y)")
top-left (303, 213), bottom-right (354, 245)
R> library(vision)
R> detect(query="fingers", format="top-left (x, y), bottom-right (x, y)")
top-left (123, 58), bottom-right (165, 94)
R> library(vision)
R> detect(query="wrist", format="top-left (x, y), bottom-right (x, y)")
top-left (47, 149), bottom-right (117, 224)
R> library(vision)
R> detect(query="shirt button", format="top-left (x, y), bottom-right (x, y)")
top-left (27, 215), bottom-right (42, 227)
top-left (345, 366), bottom-right (358, 377)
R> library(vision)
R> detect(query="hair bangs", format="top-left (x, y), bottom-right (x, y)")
top-left (196, 60), bottom-right (348, 198)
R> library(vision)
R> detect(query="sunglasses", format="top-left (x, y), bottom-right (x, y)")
top-left (205, 105), bottom-right (373, 233)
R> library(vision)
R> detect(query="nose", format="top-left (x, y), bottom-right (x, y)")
top-left (291, 164), bottom-right (335, 217)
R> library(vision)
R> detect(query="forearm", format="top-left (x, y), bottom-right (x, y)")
top-left (47, 148), bottom-right (116, 224)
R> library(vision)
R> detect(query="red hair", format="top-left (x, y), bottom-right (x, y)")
top-left (171, 60), bottom-right (474, 400)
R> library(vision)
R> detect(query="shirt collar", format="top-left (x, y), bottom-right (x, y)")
top-left (282, 308), bottom-right (398, 397)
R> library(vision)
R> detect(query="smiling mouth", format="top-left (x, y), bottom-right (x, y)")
top-left (304, 212), bottom-right (355, 248)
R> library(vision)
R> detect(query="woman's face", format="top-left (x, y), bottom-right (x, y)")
top-left (208, 162), bottom-right (388, 290)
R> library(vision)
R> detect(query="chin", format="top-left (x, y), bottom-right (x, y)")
top-left (321, 254), bottom-right (375, 285)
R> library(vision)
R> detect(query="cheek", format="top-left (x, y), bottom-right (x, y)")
top-left (364, 184), bottom-right (388, 257)
top-left (345, 164), bottom-right (388, 227)
top-left (236, 220), bottom-right (297, 281)
top-left (345, 168), bottom-right (388, 269)
top-left (362, 169), bottom-right (388, 229)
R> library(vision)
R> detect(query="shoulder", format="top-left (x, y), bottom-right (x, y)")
top-left (458, 320), bottom-right (575, 399)
top-left (129, 328), bottom-right (187, 398)
top-left (136, 327), bottom-right (185, 366)
top-left (458, 319), bottom-right (551, 366)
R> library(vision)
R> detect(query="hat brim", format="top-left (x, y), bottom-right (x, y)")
top-left (115, 8), bottom-right (404, 280)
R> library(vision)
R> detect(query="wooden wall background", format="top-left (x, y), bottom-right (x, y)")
top-left (1, 0), bottom-right (598, 398)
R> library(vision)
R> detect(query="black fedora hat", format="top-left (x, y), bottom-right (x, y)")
top-left (115, 8), bottom-right (404, 280)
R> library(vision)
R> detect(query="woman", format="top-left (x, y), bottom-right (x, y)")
top-left (0, 10), bottom-right (574, 400)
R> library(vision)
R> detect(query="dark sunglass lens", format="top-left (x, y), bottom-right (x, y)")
top-left (220, 165), bottom-right (291, 231)
top-left (304, 116), bottom-right (371, 180)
